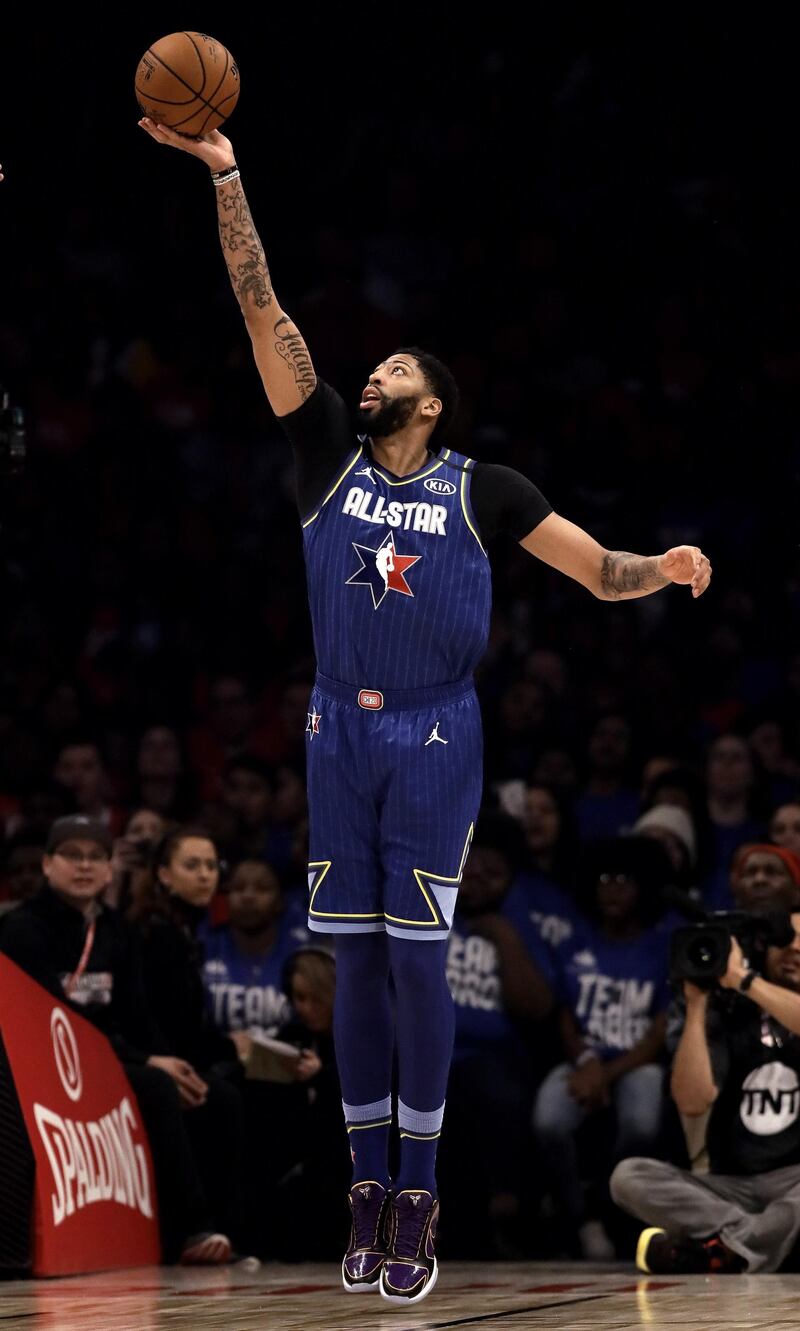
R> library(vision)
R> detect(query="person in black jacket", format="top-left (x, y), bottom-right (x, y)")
top-left (0, 814), bottom-right (244, 1265)
top-left (131, 826), bottom-right (250, 1251)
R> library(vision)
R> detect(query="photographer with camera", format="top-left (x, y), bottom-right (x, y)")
top-left (611, 899), bottom-right (800, 1274)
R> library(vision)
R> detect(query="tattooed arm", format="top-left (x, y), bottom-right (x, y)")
top-left (520, 512), bottom-right (712, 600)
top-left (137, 120), bottom-right (315, 416)
top-left (214, 174), bottom-right (316, 414)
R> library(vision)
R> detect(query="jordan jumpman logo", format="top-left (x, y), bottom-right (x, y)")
top-left (425, 722), bottom-right (448, 746)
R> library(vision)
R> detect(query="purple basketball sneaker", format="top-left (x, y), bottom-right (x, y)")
top-left (342, 1180), bottom-right (391, 1293)
top-left (379, 1188), bottom-right (439, 1305)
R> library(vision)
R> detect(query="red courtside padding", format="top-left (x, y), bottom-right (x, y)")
top-left (0, 955), bottom-right (159, 1275)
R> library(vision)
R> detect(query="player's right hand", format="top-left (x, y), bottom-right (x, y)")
top-left (138, 118), bottom-right (235, 174)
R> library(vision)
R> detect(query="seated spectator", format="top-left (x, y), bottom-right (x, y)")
top-left (704, 734), bottom-right (766, 909)
top-left (1, 779), bottom-right (72, 842)
top-left (505, 781), bottom-right (580, 952)
top-left (220, 755), bottom-right (294, 871)
top-left (188, 672), bottom-right (273, 801)
top-left (0, 829), bottom-right (46, 915)
top-left (132, 826), bottom-right (254, 1254)
top-left (640, 762), bottom-right (715, 887)
top-left (52, 735), bottom-right (125, 835)
top-left (106, 806), bottom-right (168, 913)
top-left (133, 724), bottom-right (196, 821)
top-left (443, 812), bottom-right (555, 1257)
top-left (200, 857), bottom-right (310, 1044)
top-left (575, 713), bottom-right (640, 841)
top-left (730, 843), bottom-right (800, 915)
top-left (632, 803), bottom-right (698, 899)
top-left (745, 713), bottom-right (800, 808)
top-left (611, 911), bottom-right (800, 1274)
top-left (770, 802), bottom-right (800, 856)
top-left (0, 815), bottom-right (240, 1265)
top-left (532, 836), bottom-right (671, 1260)
top-left (220, 755), bottom-right (274, 857)
top-left (260, 948), bottom-right (349, 1259)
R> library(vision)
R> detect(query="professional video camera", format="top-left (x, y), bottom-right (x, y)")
top-left (0, 387), bottom-right (26, 478)
top-left (670, 905), bottom-right (794, 988)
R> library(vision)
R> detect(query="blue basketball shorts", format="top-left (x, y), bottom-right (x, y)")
top-left (304, 673), bottom-right (483, 941)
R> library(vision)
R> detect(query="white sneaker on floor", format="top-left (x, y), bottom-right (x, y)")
top-left (578, 1218), bottom-right (615, 1261)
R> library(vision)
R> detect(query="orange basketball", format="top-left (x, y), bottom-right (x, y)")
top-left (135, 32), bottom-right (240, 137)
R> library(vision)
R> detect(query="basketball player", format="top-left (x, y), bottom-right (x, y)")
top-left (139, 117), bottom-right (712, 1305)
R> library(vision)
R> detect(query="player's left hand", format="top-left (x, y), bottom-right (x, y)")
top-left (658, 545), bottom-right (712, 598)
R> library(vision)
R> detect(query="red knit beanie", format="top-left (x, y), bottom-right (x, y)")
top-left (733, 842), bottom-right (800, 886)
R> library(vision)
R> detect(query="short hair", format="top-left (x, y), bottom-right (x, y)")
top-left (394, 346), bottom-right (460, 437)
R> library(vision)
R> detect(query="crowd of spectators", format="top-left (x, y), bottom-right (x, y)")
top-left (3, 17), bottom-right (800, 1267)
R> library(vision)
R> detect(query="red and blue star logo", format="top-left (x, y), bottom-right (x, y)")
top-left (346, 533), bottom-right (421, 609)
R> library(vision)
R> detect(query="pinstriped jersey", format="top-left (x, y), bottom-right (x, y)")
top-left (301, 442), bottom-right (491, 690)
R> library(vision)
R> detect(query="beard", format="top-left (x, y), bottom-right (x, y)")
top-left (356, 392), bottom-right (417, 439)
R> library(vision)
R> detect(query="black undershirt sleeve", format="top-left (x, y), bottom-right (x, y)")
top-left (278, 386), bottom-right (553, 542)
top-left (278, 379), bottom-right (357, 517)
top-left (469, 462), bottom-right (553, 544)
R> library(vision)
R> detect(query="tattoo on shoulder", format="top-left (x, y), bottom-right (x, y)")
top-left (600, 551), bottom-right (667, 598)
top-left (274, 315), bottom-right (316, 400)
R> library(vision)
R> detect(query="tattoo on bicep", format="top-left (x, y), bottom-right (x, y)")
top-left (600, 551), bottom-right (668, 598)
top-left (216, 181), bottom-right (273, 311)
top-left (274, 315), bottom-right (315, 400)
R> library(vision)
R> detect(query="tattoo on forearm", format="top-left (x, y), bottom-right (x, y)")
top-left (274, 316), bottom-right (315, 400)
top-left (600, 552), bottom-right (669, 599)
top-left (216, 179), bottom-right (273, 312)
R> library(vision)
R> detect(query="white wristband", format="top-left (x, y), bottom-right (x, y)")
top-left (212, 168), bottom-right (240, 187)
top-left (575, 1049), bottom-right (600, 1067)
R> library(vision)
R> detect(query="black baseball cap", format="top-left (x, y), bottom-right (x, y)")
top-left (45, 815), bottom-right (112, 856)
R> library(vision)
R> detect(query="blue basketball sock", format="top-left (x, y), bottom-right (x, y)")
top-left (334, 933), bottom-right (394, 1188)
top-left (389, 937), bottom-right (453, 1196)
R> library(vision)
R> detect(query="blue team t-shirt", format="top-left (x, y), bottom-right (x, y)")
top-left (503, 869), bottom-right (580, 952)
top-left (199, 913), bottom-right (311, 1037)
top-left (447, 900), bottom-right (556, 1063)
top-left (552, 918), bottom-right (671, 1058)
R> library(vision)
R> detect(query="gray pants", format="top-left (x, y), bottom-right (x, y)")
top-left (610, 1155), bottom-right (800, 1272)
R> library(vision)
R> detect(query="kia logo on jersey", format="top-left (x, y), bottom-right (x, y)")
top-left (424, 478), bottom-right (456, 496)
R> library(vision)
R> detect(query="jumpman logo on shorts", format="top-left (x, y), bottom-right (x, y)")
top-left (425, 722), bottom-right (448, 746)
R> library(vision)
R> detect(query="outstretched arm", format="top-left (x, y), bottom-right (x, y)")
top-left (138, 119), bottom-right (316, 416)
top-left (520, 511), bottom-right (712, 600)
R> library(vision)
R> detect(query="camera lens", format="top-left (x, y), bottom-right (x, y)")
top-left (688, 939), bottom-right (716, 967)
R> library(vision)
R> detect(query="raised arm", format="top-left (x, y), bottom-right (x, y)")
top-left (520, 511), bottom-right (712, 600)
top-left (138, 119), bottom-right (316, 416)
top-left (670, 984), bottom-right (719, 1116)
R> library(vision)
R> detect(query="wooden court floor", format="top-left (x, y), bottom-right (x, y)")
top-left (4, 1261), bottom-right (800, 1330)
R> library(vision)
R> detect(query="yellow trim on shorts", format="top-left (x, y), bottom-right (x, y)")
top-left (308, 859), bottom-right (382, 919)
top-left (383, 823), bottom-right (474, 928)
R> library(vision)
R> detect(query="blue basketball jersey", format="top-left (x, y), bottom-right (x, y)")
top-left (301, 444), bottom-right (491, 689)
